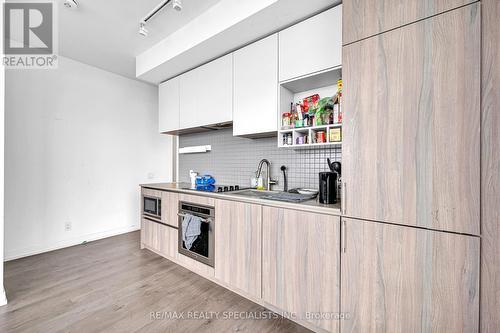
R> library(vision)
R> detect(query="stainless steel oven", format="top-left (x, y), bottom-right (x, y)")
top-left (178, 201), bottom-right (215, 267)
top-left (143, 195), bottom-right (161, 219)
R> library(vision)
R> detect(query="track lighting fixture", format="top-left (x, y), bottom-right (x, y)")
top-left (139, 0), bottom-right (182, 36)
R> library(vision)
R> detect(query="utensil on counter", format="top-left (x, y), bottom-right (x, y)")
top-left (280, 165), bottom-right (288, 192)
top-left (297, 189), bottom-right (319, 196)
top-left (287, 188), bottom-right (319, 198)
top-left (327, 158), bottom-right (341, 175)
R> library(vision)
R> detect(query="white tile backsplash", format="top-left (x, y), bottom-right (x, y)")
top-left (178, 129), bottom-right (341, 190)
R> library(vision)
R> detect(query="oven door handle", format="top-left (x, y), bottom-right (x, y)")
top-left (177, 212), bottom-right (211, 224)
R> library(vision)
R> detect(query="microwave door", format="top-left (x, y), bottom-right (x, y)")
top-left (143, 196), bottom-right (160, 217)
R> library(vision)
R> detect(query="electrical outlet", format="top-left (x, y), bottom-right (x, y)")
top-left (65, 221), bottom-right (72, 231)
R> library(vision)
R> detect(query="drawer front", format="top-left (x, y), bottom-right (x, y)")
top-left (178, 193), bottom-right (215, 207)
top-left (141, 218), bottom-right (177, 260)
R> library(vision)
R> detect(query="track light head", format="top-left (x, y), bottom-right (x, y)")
top-left (172, 0), bottom-right (182, 11)
top-left (139, 22), bottom-right (148, 37)
top-left (140, 0), bottom-right (182, 37)
top-left (64, 0), bottom-right (78, 9)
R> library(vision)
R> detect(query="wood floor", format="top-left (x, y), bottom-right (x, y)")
top-left (0, 231), bottom-right (310, 333)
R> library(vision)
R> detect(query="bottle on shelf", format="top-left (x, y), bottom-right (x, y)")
top-left (282, 112), bottom-right (291, 129)
top-left (337, 79), bottom-right (343, 124)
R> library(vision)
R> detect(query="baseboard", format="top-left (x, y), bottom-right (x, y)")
top-left (4, 225), bottom-right (140, 261)
top-left (0, 287), bottom-right (7, 306)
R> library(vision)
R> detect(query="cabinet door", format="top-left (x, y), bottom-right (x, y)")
top-left (341, 217), bottom-right (479, 332)
top-left (233, 34), bottom-right (278, 136)
top-left (179, 54), bottom-right (233, 129)
top-left (214, 200), bottom-right (262, 299)
top-left (158, 76), bottom-right (180, 133)
top-left (480, 0), bottom-right (500, 331)
top-left (342, 4), bottom-right (480, 234)
top-left (343, 0), bottom-right (476, 45)
top-left (179, 69), bottom-right (198, 129)
top-left (161, 191), bottom-right (178, 228)
top-left (141, 218), bottom-right (177, 260)
top-left (262, 207), bottom-right (340, 333)
top-left (279, 6), bottom-right (342, 82)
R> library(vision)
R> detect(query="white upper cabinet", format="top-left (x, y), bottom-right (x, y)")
top-left (159, 76), bottom-right (180, 133)
top-left (158, 7), bottom-right (341, 134)
top-left (179, 54), bottom-right (233, 129)
top-left (279, 5), bottom-right (342, 82)
top-left (233, 34), bottom-right (278, 136)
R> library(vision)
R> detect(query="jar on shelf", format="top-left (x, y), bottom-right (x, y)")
top-left (282, 112), bottom-right (291, 129)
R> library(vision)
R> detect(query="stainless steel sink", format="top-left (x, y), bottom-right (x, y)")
top-left (231, 189), bottom-right (315, 202)
top-left (231, 189), bottom-right (280, 198)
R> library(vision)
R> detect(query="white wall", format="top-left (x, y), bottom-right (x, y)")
top-left (4, 56), bottom-right (173, 260)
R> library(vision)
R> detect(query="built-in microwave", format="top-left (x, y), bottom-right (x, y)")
top-left (143, 195), bottom-right (161, 219)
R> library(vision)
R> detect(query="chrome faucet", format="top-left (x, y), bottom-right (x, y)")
top-left (256, 159), bottom-right (278, 191)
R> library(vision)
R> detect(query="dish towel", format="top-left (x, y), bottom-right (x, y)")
top-left (182, 214), bottom-right (202, 250)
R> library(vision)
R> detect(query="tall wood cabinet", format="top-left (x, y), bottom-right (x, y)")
top-left (341, 217), bottom-right (480, 332)
top-left (214, 200), bottom-right (262, 299)
top-left (342, 0), bottom-right (476, 45)
top-left (481, 0), bottom-right (500, 331)
top-left (342, 3), bottom-right (480, 235)
top-left (262, 207), bottom-right (340, 333)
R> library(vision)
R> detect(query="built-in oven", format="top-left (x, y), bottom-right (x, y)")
top-left (143, 195), bottom-right (161, 219)
top-left (178, 201), bottom-right (215, 267)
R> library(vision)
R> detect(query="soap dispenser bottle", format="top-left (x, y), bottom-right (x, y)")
top-left (189, 170), bottom-right (198, 188)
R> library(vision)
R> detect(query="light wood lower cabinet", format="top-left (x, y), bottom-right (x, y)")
top-left (178, 193), bottom-right (214, 208)
top-left (141, 190), bottom-right (481, 332)
top-left (262, 207), bottom-right (340, 333)
top-left (176, 253), bottom-right (215, 277)
top-left (214, 200), bottom-right (262, 299)
top-left (141, 218), bottom-right (177, 260)
top-left (161, 191), bottom-right (178, 227)
top-left (341, 217), bottom-right (480, 332)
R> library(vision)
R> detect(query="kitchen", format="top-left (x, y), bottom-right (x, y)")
top-left (1, 0), bottom-right (499, 332)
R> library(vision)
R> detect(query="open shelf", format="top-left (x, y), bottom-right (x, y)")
top-left (280, 66), bottom-right (342, 93)
top-left (278, 124), bottom-right (342, 148)
top-left (280, 140), bottom-right (342, 149)
top-left (278, 66), bottom-right (342, 149)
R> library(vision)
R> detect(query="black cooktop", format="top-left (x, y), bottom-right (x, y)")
top-left (182, 184), bottom-right (246, 193)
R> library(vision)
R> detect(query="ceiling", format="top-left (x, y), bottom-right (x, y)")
top-left (58, 0), bottom-right (221, 82)
top-left (58, 0), bottom-right (340, 84)
top-left (137, 0), bottom-right (340, 84)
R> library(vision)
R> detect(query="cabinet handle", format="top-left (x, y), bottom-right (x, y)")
top-left (341, 220), bottom-right (346, 253)
top-left (341, 182), bottom-right (346, 215)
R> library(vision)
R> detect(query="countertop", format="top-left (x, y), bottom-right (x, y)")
top-left (141, 182), bottom-right (341, 216)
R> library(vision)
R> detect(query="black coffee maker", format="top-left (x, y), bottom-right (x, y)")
top-left (319, 172), bottom-right (337, 204)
